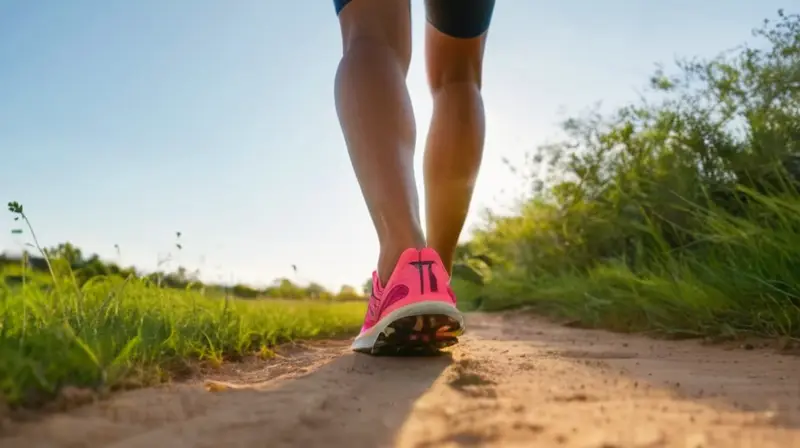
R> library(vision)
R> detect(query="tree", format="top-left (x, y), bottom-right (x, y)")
top-left (232, 284), bottom-right (259, 298)
top-left (361, 278), bottom-right (373, 296)
top-left (304, 282), bottom-right (327, 299)
top-left (47, 242), bottom-right (83, 266)
top-left (335, 284), bottom-right (361, 301)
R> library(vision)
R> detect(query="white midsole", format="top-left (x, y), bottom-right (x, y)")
top-left (350, 301), bottom-right (465, 351)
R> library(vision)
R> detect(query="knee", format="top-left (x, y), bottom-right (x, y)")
top-left (425, 30), bottom-right (486, 93)
top-left (429, 63), bottom-right (483, 94)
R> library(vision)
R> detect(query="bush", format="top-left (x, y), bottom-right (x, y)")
top-left (453, 10), bottom-right (800, 338)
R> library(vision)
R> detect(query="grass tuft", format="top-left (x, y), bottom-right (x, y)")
top-left (0, 275), bottom-right (364, 409)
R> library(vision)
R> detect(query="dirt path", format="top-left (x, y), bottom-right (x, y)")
top-left (3, 313), bottom-right (800, 448)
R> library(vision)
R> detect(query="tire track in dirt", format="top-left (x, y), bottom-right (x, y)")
top-left (2, 313), bottom-right (799, 447)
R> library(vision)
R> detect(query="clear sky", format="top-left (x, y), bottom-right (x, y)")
top-left (0, 0), bottom-right (787, 290)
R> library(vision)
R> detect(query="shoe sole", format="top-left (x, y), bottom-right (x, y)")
top-left (351, 301), bottom-right (465, 356)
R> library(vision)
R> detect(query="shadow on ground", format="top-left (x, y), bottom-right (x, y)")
top-left (0, 341), bottom-right (454, 448)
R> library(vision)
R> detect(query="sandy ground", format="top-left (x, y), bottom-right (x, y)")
top-left (2, 312), bottom-right (799, 448)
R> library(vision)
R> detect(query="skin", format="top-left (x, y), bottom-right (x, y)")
top-left (334, 0), bottom-right (488, 284)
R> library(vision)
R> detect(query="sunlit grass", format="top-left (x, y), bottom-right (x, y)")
top-left (0, 201), bottom-right (366, 409)
top-left (0, 277), bottom-right (365, 408)
top-left (451, 11), bottom-right (800, 340)
top-left (456, 162), bottom-right (800, 340)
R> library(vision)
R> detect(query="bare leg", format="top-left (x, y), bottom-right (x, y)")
top-left (423, 0), bottom-right (493, 273)
top-left (334, 0), bottom-right (424, 285)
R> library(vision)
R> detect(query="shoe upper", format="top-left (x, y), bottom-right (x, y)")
top-left (361, 247), bottom-right (457, 333)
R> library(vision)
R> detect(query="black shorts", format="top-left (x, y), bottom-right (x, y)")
top-left (334, 0), bottom-right (495, 39)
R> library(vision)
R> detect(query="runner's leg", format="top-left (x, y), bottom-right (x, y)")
top-left (422, 0), bottom-right (495, 272)
top-left (333, 0), bottom-right (423, 285)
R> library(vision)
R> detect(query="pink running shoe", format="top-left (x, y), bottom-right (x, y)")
top-left (351, 247), bottom-right (465, 355)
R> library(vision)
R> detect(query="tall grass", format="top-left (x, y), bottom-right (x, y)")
top-left (1, 203), bottom-right (365, 409)
top-left (0, 277), bottom-right (364, 408)
top-left (452, 11), bottom-right (800, 339)
top-left (474, 188), bottom-right (800, 338)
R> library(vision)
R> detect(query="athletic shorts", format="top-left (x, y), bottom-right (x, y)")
top-left (333, 0), bottom-right (495, 39)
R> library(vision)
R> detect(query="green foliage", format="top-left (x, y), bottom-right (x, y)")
top-left (335, 284), bottom-right (361, 301)
top-left (0, 277), bottom-right (365, 408)
top-left (1, 201), bottom-right (367, 409)
top-left (361, 278), bottom-right (373, 296)
top-left (2, 205), bottom-right (366, 409)
top-left (452, 11), bottom-right (800, 338)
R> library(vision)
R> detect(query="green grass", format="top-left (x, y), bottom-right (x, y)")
top-left (450, 11), bottom-right (800, 341)
top-left (456, 189), bottom-right (800, 339)
top-left (0, 276), bottom-right (365, 409)
top-left (450, 277), bottom-right (485, 312)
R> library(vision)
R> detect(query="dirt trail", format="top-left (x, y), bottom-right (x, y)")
top-left (3, 313), bottom-right (800, 448)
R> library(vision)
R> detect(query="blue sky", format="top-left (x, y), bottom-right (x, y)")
top-left (0, 0), bottom-right (787, 290)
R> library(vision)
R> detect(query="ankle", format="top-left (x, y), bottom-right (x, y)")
top-left (377, 240), bottom-right (425, 286)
